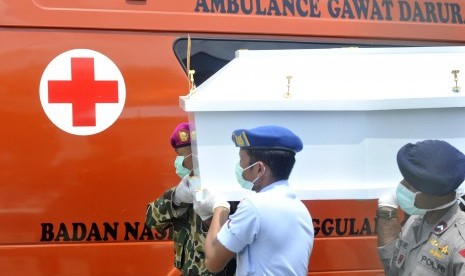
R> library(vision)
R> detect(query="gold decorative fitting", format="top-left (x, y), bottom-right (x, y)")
top-left (452, 69), bottom-right (460, 93)
top-left (284, 75), bottom-right (293, 98)
top-left (188, 69), bottom-right (197, 94)
top-left (184, 34), bottom-right (196, 97)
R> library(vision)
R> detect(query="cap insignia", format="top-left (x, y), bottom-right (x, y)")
top-left (233, 131), bottom-right (250, 147)
top-left (179, 130), bottom-right (189, 142)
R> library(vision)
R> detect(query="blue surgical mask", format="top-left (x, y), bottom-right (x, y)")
top-left (174, 154), bottom-right (192, 179)
top-left (235, 162), bottom-right (260, 190)
top-left (396, 183), bottom-right (457, 216)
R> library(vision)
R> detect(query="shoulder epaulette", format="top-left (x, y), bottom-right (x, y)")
top-left (455, 210), bottom-right (465, 240)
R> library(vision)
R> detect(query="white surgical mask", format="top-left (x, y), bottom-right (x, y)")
top-left (174, 154), bottom-right (192, 179)
top-left (396, 183), bottom-right (457, 216)
top-left (235, 162), bottom-right (261, 190)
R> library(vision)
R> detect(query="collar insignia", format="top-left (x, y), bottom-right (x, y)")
top-left (434, 221), bottom-right (448, 234)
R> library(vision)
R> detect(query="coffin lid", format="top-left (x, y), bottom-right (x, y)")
top-left (181, 46), bottom-right (465, 111)
top-left (180, 46), bottom-right (465, 200)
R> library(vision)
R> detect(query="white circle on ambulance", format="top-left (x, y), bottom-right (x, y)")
top-left (39, 49), bottom-right (126, 135)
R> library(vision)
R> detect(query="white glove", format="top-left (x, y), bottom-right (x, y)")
top-left (378, 189), bottom-right (398, 209)
top-left (193, 188), bottom-right (230, 221)
top-left (193, 200), bottom-right (213, 221)
top-left (173, 175), bottom-right (195, 205)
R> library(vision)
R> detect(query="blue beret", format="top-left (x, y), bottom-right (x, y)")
top-left (397, 140), bottom-right (465, 196)
top-left (231, 125), bottom-right (303, 153)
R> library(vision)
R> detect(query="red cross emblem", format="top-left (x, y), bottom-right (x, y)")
top-left (40, 49), bottom-right (126, 135)
top-left (48, 57), bottom-right (119, 127)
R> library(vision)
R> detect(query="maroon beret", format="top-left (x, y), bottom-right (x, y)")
top-left (170, 123), bottom-right (191, 149)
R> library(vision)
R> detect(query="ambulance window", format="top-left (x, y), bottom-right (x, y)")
top-left (173, 38), bottom-right (425, 86)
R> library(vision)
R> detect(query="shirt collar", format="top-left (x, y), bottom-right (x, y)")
top-left (259, 180), bottom-right (289, 193)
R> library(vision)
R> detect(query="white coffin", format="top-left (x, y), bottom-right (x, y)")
top-left (180, 46), bottom-right (465, 201)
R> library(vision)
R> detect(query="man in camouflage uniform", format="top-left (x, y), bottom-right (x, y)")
top-left (146, 122), bottom-right (236, 276)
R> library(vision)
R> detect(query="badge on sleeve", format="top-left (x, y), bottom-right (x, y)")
top-left (396, 253), bottom-right (406, 268)
top-left (460, 249), bottom-right (465, 258)
top-left (395, 240), bottom-right (409, 269)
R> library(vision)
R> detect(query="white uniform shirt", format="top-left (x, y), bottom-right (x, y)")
top-left (217, 180), bottom-right (314, 276)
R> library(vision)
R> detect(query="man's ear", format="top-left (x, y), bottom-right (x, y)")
top-left (257, 162), bottom-right (266, 175)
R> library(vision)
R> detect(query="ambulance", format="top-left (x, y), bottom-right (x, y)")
top-left (1, 1), bottom-right (465, 275)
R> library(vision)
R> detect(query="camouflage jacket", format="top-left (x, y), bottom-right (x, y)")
top-left (146, 186), bottom-right (236, 276)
